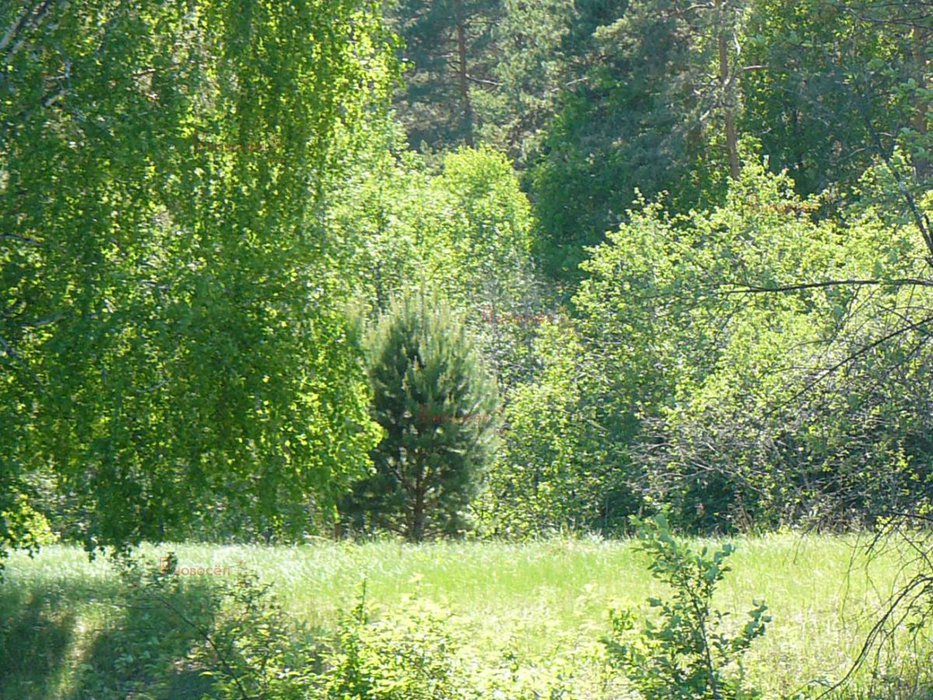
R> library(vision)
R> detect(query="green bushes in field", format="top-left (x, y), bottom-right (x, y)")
top-left (193, 568), bottom-right (317, 700)
top-left (69, 555), bottom-right (225, 699)
top-left (319, 588), bottom-right (475, 699)
top-left (488, 160), bottom-right (933, 537)
top-left (55, 544), bottom-right (773, 699)
top-left (94, 555), bottom-right (605, 699)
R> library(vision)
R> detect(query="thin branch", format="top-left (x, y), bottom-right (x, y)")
top-left (141, 589), bottom-right (255, 700)
top-left (465, 74), bottom-right (500, 88)
top-left (765, 314), bottom-right (933, 418)
top-left (817, 573), bottom-right (933, 698)
top-left (0, 232), bottom-right (42, 246)
top-left (835, 58), bottom-right (933, 264)
top-left (723, 278), bottom-right (933, 294)
top-left (21, 312), bottom-right (64, 328)
top-left (0, 0), bottom-right (60, 67)
top-left (0, 4), bottom-right (33, 54)
top-left (0, 332), bottom-right (19, 360)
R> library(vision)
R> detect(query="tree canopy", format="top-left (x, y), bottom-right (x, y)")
top-left (0, 0), bottom-right (394, 558)
top-left (1, 0), bottom-right (930, 562)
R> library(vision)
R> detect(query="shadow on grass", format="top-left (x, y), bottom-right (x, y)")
top-left (0, 571), bottom-right (220, 700)
top-left (2, 562), bottom-right (929, 700)
top-left (0, 586), bottom-right (76, 698)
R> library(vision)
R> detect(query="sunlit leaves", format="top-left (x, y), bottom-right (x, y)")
top-left (0, 0), bottom-right (393, 557)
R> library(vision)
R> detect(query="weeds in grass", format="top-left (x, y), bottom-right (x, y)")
top-left (1, 538), bottom-right (931, 699)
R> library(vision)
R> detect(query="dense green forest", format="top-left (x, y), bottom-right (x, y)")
top-left (0, 0), bottom-right (931, 697)
top-left (3, 0), bottom-right (929, 551)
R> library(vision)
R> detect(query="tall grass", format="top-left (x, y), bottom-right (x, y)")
top-left (2, 534), bottom-right (930, 698)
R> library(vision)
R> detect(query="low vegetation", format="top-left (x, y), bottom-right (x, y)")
top-left (2, 530), bottom-right (931, 699)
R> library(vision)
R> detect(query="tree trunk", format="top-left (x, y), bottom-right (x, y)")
top-left (718, 1), bottom-right (740, 180)
top-left (454, 0), bottom-right (474, 146)
top-left (409, 461), bottom-right (427, 542)
top-left (411, 484), bottom-right (426, 542)
top-left (912, 21), bottom-right (929, 180)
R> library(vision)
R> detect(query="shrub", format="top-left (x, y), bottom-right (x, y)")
top-left (319, 586), bottom-right (476, 699)
top-left (194, 567), bottom-right (316, 700)
top-left (603, 515), bottom-right (770, 700)
top-left (78, 553), bottom-right (317, 700)
top-left (66, 553), bottom-right (224, 699)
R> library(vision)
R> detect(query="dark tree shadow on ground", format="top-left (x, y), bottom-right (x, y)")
top-left (0, 570), bottom-right (221, 700)
top-left (0, 586), bottom-right (77, 699)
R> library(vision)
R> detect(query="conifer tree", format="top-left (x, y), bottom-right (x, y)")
top-left (390, 0), bottom-right (500, 149)
top-left (341, 295), bottom-right (498, 541)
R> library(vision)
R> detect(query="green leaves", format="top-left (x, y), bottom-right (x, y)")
top-left (0, 0), bottom-right (393, 558)
top-left (565, 156), bottom-right (933, 532)
top-left (741, 0), bottom-right (927, 198)
top-left (604, 514), bottom-right (770, 700)
top-left (321, 588), bottom-right (476, 700)
top-left (325, 138), bottom-right (536, 320)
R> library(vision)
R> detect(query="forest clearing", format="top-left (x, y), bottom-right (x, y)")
top-left (1, 0), bottom-right (930, 697)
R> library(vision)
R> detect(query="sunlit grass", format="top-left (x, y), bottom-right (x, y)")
top-left (3, 533), bottom-right (930, 698)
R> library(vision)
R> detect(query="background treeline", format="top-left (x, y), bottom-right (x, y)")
top-left (380, 0), bottom-right (933, 537)
top-left (0, 0), bottom-right (930, 558)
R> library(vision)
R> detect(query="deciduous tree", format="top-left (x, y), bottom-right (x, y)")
top-left (0, 0), bottom-right (393, 562)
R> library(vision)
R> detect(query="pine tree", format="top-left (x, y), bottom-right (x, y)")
top-left (340, 295), bottom-right (498, 541)
top-left (529, 0), bottom-right (740, 279)
top-left (390, 0), bottom-right (500, 149)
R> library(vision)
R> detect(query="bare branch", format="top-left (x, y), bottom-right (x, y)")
top-left (0, 232), bottom-right (42, 246)
top-left (817, 573), bottom-right (933, 698)
top-left (465, 74), bottom-right (501, 88)
top-left (767, 314), bottom-right (933, 418)
top-left (723, 278), bottom-right (933, 294)
top-left (21, 312), bottom-right (64, 328)
top-left (0, 0), bottom-right (61, 67)
top-left (0, 332), bottom-right (18, 360)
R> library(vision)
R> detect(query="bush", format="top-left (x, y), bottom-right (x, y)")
top-left (603, 515), bottom-right (770, 700)
top-left (67, 553), bottom-right (224, 699)
top-left (94, 553), bottom-right (316, 700)
top-left (193, 566), bottom-right (316, 700)
top-left (320, 586), bottom-right (476, 699)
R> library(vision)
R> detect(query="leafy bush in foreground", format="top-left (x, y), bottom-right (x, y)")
top-left (89, 544), bottom-right (770, 699)
top-left (604, 515), bottom-right (770, 699)
top-left (320, 587), bottom-right (473, 699)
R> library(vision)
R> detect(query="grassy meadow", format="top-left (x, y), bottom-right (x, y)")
top-left (2, 534), bottom-right (931, 699)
